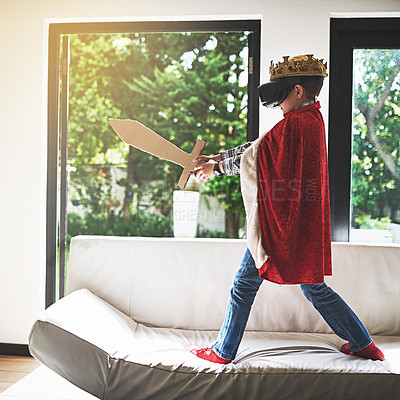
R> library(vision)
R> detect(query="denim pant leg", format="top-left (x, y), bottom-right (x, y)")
top-left (212, 248), bottom-right (263, 360)
top-left (301, 283), bottom-right (373, 352)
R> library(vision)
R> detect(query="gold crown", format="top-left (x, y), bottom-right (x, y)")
top-left (269, 54), bottom-right (328, 81)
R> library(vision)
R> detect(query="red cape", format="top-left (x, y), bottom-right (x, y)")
top-left (257, 102), bottom-right (332, 284)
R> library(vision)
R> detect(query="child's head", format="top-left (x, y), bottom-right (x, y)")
top-left (278, 78), bottom-right (323, 114)
top-left (258, 54), bottom-right (327, 110)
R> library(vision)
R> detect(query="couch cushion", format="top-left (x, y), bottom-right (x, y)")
top-left (29, 289), bottom-right (400, 400)
top-left (66, 237), bottom-right (400, 335)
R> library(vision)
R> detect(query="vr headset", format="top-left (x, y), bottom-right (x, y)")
top-left (258, 76), bottom-right (322, 108)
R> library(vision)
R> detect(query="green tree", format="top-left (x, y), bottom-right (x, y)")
top-left (352, 49), bottom-right (400, 225)
top-left (128, 32), bottom-right (248, 236)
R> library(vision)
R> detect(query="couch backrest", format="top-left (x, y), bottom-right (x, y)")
top-left (67, 236), bottom-right (400, 335)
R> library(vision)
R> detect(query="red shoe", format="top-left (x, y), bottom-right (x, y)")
top-left (189, 347), bottom-right (231, 364)
top-left (341, 342), bottom-right (385, 361)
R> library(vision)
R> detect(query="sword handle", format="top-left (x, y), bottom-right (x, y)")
top-left (178, 139), bottom-right (206, 189)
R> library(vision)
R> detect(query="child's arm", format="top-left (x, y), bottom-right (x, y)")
top-left (220, 141), bottom-right (253, 176)
top-left (193, 141), bottom-right (253, 181)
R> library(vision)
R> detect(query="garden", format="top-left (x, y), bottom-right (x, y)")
top-left (65, 31), bottom-right (250, 243)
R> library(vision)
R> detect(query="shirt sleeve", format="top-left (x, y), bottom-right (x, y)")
top-left (220, 141), bottom-right (254, 176)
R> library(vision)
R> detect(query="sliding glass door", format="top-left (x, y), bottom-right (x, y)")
top-left (47, 20), bottom-right (261, 306)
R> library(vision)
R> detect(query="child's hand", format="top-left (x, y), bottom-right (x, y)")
top-left (194, 161), bottom-right (216, 182)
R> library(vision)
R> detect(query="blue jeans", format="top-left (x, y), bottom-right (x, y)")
top-left (212, 248), bottom-right (373, 361)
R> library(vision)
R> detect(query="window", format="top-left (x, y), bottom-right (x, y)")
top-left (47, 20), bottom-right (261, 306)
top-left (329, 18), bottom-right (400, 243)
top-left (351, 49), bottom-right (400, 243)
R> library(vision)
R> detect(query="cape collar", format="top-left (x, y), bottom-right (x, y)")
top-left (284, 100), bottom-right (321, 118)
top-left (295, 98), bottom-right (317, 109)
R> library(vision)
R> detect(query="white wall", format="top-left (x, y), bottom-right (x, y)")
top-left (1, 0), bottom-right (399, 345)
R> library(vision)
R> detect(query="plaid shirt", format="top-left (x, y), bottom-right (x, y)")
top-left (220, 141), bottom-right (254, 176)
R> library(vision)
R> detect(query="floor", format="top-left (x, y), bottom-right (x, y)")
top-left (0, 356), bottom-right (98, 399)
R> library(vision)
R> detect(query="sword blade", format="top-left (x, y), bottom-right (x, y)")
top-left (109, 118), bottom-right (205, 188)
top-left (109, 119), bottom-right (189, 167)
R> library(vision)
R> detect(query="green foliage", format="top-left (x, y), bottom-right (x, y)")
top-left (201, 174), bottom-right (244, 216)
top-left (70, 166), bottom-right (112, 215)
top-left (126, 32), bottom-right (248, 170)
top-left (352, 49), bottom-right (400, 224)
top-left (67, 212), bottom-right (172, 243)
top-left (67, 31), bottom-right (249, 237)
top-left (353, 215), bottom-right (392, 230)
top-left (125, 32), bottom-right (248, 219)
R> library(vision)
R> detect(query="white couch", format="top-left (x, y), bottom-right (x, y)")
top-left (29, 236), bottom-right (400, 399)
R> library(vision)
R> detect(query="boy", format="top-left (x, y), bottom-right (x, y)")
top-left (191, 54), bottom-right (385, 364)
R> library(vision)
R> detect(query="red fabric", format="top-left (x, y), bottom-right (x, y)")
top-left (257, 102), bottom-right (332, 284)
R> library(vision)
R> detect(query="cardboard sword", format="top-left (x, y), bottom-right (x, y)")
top-left (109, 119), bottom-right (206, 189)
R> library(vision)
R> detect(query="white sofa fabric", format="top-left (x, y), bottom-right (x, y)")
top-left (29, 237), bottom-right (400, 399)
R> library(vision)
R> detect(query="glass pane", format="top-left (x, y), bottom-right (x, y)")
top-left (351, 49), bottom-right (400, 243)
top-left (66, 31), bottom-right (249, 254)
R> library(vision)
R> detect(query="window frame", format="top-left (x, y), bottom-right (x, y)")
top-left (328, 17), bottom-right (400, 242)
top-left (46, 20), bottom-right (261, 307)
